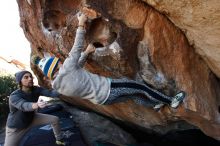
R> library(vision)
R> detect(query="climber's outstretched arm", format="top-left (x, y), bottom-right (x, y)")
top-left (62, 13), bottom-right (88, 71)
top-left (78, 44), bottom-right (96, 67)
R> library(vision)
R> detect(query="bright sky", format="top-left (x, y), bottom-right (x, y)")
top-left (0, 1), bottom-right (38, 84)
top-left (0, 1), bottom-right (31, 65)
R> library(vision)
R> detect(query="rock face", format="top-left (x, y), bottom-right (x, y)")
top-left (17, 0), bottom-right (220, 140)
top-left (143, 0), bottom-right (220, 78)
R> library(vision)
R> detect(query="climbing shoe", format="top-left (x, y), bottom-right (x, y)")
top-left (153, 103), bottom-right (164, 111)
top-left (170, 91), bottom-right (186, 108)
top-left (56, 140), bottom-right (66, 145)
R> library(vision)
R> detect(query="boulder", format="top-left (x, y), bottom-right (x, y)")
top-left (17, 0), bottom-right (220, 140)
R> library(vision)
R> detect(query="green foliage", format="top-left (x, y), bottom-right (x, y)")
top-left (0, 74), bottom-right (18, 125)
top-left (0, 75), bottom-right (17, 98)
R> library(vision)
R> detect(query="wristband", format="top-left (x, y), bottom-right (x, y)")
top-left (78, 25), bottom-right (84, 28)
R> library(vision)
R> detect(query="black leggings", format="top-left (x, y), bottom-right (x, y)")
top-left (104, 78), bottom-right (172, 105)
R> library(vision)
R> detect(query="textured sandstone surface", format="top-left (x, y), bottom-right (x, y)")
top-left (17, 0), bottom-right (220, 140)
top-left (143, 0), bottom-right (220, 78)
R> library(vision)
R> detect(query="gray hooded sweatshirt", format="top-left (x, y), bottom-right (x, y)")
top-left (52, 28), bottom-right (111, 104)
top-left (6, 86), bottom-right (59, 128)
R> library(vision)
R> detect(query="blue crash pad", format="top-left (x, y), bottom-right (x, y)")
top-left (19, 104), bottom-right (87, 146)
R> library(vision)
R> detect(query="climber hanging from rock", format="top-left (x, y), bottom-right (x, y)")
top-left (32, 9), bottom-right (186, 110)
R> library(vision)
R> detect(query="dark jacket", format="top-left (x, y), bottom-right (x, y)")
top-left (6, 86), bottom-right (59, 129)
